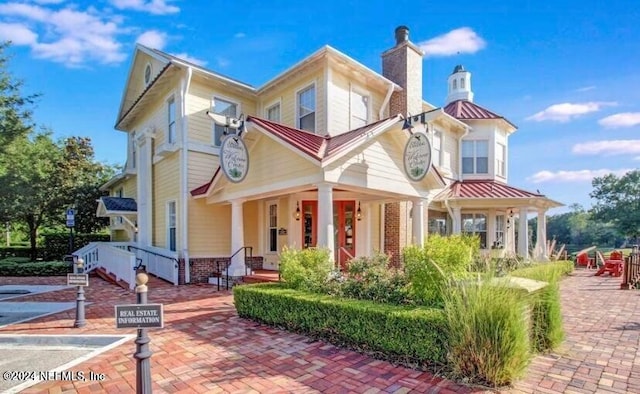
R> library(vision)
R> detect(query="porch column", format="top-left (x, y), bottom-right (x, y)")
top-left (411, 199), bottom-right (425, 246)
top-left (535, 209), bottom-right (548, 261)
top-left (317, 183), bottom-right (335, 263)
top-left (229, 199), bottom-right (245, 277)
top-left (517, 208), bottom-right (529, 259)
top-left (452, 207), bottom-right (462, 234)
top-left (487, 209), bottom-right (496, 250)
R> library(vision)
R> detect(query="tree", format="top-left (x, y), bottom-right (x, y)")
top-left (590, 170), bottom-right (640, 241)
top-left (0, 42), bottom-right (38, 154)
top-left (0, 132), bottom-right (115, 258)
top-left (0, 131), bottom-right (62, 258)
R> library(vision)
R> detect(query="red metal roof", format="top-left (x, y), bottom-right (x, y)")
top-left (442, 180), bottom-right (543, 199)
top-left (248, 117), bottom-right (326, 161)
top-left (443, 100), bottom-right (516, 128)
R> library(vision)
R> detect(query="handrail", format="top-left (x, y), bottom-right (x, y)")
top-left (127, 245), bottom-right (179, 266)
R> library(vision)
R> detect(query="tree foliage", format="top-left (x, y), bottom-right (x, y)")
top-left (0, 42), bottom-right (38, 153)
top-left (0, 132), bottom-right (114, 258)
top-left (590, 170), bottom-right (640, 239)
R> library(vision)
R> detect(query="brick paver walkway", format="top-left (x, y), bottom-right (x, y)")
top-left (0, 268), bottom-right (638, 393)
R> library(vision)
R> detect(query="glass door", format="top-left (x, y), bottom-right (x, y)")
top-left (334, 201), bottom-right (355, 270)
top-left (302, 201), bottom-right (317, 248)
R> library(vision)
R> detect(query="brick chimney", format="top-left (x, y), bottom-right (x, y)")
top-left (381, 26), bottom-right (424, 116)
top-left (381, 26), bottom-right (425, 266)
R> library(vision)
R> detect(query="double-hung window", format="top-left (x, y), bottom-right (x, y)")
top-left (211, 97), bottom-right (238, 147)
top-left (462, 140), bottom-right (489, 174)
top-left (266, 103), bottom-right (280, 122)
top-left (167, 97), bottom-right (176, 144)
top-left (298, 85), bottom-right (315, 132)
top-left (432, 130), bottom-right (442, 167)
top-left (462, 213), bottom-right (487, 248)
top-left (496, 143), bottom-right (506, 177)
top-left (167, 201), bottom-right (176, 251)
top-left (350, 90), bottom-right (369, 128)
top-left (268, 203), bottom-right (278, 253)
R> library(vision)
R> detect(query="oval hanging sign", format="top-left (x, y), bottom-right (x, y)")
top-left (403, 132), bottom-right (432, 182)
top-left (220, 135), bottom-right (249, 183)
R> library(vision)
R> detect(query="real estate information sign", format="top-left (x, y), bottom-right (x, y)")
top-left (115, 304), bottom-right (164, 329)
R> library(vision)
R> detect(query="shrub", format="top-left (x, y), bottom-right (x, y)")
top-left (278, 247), bottom-right (333, 292)
top-left (0, 256), bottom-right (32, 263)
top-left (338, 253), bottom-right (411, 305)
top-left (510, 261), bottom-right (573, 352)
top-left (0, 246), bottom-right (39, 260)
top-left (443, 281), bottom-right (531, 387)
top-left (0, 261), bottom-right (71, 276)
top-left (234, 283), bottom-right (447, 367)
top-left (403, 234), bottom-right (479, 306)
top-left (42, 232), bottom-right (110, 261)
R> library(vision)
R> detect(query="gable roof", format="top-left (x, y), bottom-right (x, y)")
top-left (444, 100), bottom-right (517, 129)
top-left (190, 115), bottom-right (405, 197)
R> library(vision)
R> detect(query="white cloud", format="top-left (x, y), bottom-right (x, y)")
top-left (0, 22), bottom-right (38, 45)
top-left (234, 32), bottom-right (246, 38)
top-left (418, 27), bottom-right (486, 57)
top-left (634, 156), bottom-right (640, 161)
top-left (136, 30), bottom-right (166, 49)
top-left (171, 52), bottom-right (207, 66)
top-left (528, 168), bottom-right (634, 183)
top-left (526, 101), bottom-right (617, 122)
top-left (109, 0), bottom-right (179, 15)
top-left (598, 112), bottom-right (640, 128)
top-left (575, 85), bottom-right (596, 92)
top-left (572, 140), bottom-right (640, 155)
top-left (0, 2), bottom-right (126, 66)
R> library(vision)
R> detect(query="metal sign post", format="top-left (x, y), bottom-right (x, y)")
top-left (115, 273), bottom-right (162, 394)
top-left (72, 258), bottom-right (86, 328)
top-left (66, 208), bottom-right (75, 254)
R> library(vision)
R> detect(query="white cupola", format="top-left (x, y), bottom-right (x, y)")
top-left (445, 64), bottom-right (473, 105)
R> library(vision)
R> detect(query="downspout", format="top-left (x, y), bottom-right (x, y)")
top-left (458, 126), bottom-right (470, 181)
top-left (181, 67), bottom-right (193, 283)
top-left (380, 82), bottom-right (394, 119)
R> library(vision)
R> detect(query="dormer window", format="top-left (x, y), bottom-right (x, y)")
top-left (461, 77), bottom-right (466, 89)
top-left (144, 63), bottom-right (152, 86)
top-left (167, 96), bottom-right (176, 144)
top-left (452, 79), bottom-right (457, 90)
top-left (462, 140), bottom-right (488, 174)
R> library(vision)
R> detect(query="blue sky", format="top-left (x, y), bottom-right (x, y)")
top-left (1, 0), bottom-right (639, 215)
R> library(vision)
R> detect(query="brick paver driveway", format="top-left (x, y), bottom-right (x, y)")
top-left (1, 268), bottom-right (639, 393)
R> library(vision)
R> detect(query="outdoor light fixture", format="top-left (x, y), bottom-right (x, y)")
top-left (356, 202), bottom-right (362, 221)
top-left (295, 202), bottom-right (301, 221)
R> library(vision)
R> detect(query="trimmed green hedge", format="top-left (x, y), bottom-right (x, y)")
top-left (42, 232), bottom-right (110, 260)
top-left (0, 246), bottom-right (40, 259)
top-left (0, 261), bottom-right (71, 276)
top-left (510, 261), bottom-right (573, 352)
top-left (234, 283), bottom-right (447, 366)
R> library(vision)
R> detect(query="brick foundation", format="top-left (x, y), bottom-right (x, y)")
top-left (178, 256), bottom-right (264, 284)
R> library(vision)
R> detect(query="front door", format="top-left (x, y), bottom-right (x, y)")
top-left (334, 201), bottom-right (356, 270)
top-left (300, 200), bottom-right (356, 270)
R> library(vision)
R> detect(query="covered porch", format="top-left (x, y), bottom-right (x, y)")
top-left (433, 180), bottom-right (563, 260)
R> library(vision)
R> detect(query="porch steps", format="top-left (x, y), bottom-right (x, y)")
top-left (94, 267), bottom-right (131, 290)
top-left (241, 270), bottom-right (280, 285)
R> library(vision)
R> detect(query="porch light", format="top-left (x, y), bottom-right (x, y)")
top-left (356, 202), bottom-right (362, 221)
top-left (295, 202), bottom-right (301, 221)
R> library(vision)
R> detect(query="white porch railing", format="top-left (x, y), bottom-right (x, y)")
top-left (72, 242), bottom-right (179, 287)
top-left (128, 244), bottom-right (179, 285)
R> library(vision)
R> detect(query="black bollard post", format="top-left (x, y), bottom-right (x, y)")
top-left (74, 258), bottom-right (86, 328)
top-left (134, 273), bottom-right (152, 394)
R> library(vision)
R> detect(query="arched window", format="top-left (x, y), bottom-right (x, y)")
top-left (452, 79), bottom-right (457, 90)
top-left (461, 77), bottom-right (466, 89)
